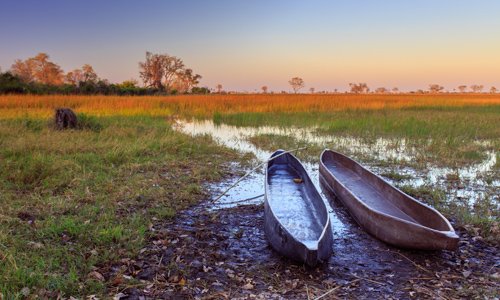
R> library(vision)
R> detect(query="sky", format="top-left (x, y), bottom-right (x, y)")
top-left (1, 0), bottom-right (500, 92)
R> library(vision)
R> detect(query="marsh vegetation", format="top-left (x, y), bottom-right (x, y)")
top-left (0, 94), bottom-right (498, 298)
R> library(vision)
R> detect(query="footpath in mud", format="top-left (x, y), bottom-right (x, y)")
top-left (102, 194), bottom-right (499, 299)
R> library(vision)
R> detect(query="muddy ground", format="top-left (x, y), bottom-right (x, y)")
top-left (100, 192), bottom-right (499, 299)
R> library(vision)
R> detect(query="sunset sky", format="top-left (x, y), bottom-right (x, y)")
top-left (1, 0), bottom-right (499, 92)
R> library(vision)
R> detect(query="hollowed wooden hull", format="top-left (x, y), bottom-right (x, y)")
top-left (264, 150), bottom-right (333, 267)
top-left (319, 150), bottom-right (458, 250)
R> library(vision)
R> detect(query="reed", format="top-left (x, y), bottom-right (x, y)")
top-left (1, 94), bottom-right (499, 119)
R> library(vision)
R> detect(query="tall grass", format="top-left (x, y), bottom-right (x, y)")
top-left (1, 94), bottom-right (499, 119)
top-left (0, 116), bottom-right (240, 297)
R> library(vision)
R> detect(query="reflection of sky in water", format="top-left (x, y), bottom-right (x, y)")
top-left (175, 119), bottom-right (499, 215)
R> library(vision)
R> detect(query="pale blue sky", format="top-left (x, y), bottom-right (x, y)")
top-left (1, 1), bottom-right (499, 91)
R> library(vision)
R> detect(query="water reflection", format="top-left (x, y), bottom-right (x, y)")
top-left (175, 119), bottom-right (498, 212)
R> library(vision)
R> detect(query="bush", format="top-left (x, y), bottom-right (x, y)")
top-left (76, 113), bottom-right (103, 132)
top-left (192, 87), bottom-right (211, 94)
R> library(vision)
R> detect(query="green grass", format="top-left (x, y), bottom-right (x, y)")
top-left (380, 171), bottom-right (413, 182)
top-left (398, 185), bottom-right (499, 240)
top-left (220, 106), bottom-right (499, 167)
top-left (0, 116), bottom-right (241, 298)
top-left (246, 134), bottom-right (322, 162)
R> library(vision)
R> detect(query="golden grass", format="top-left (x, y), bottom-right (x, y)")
top-left (1, 93), bottom-right (499, 118)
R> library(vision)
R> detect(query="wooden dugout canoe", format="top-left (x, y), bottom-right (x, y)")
top-left (319, 149), bottom-right (459, 250)
top-left (264, 150), bottom-right (333, 267)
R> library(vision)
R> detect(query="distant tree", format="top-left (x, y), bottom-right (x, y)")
top-left (191, 87), bottom-right (211, 94)
top-left (490, 86), bottom-right (497, 94)
top-left (349, 83), bottom-right (369, 93)
top-left (10, 59), bottom-right (35, 83)
top-left (0, 71), bottom-right (25, 93)
top-left (139, 52), bottom-right (165, 89)
top-left (172, 68), bottom-right (202, 93)
top-left (392, 87), bottom-right (399, 93)
top-left (457, 85), bottom-right (467, 93)
top-left (11, 53), bottom-right (63, 85)
top-left (470, 84), bottom-right (484, 93)
top-left (139, 51), bottom-right (199, 93)
top-left (162, 56), bottom-right (185, 92)
top-left (216, 84), bottom-right (223, 93)
top-left (309, 87), bottom-right (315, 94)
top-left (82, 64), bottom-right (98, 84)
top-left (375, 87), bottom-right (388, 94)
top-left (32, 53), bottom-right (64, 85)
top-left (65, 69), bottom-right (84, 85)
top-left (119, 79), bottom-right (139, 89)
top-left (288, 77), bottom-right (304, 93)
top-left (261, 85), bottom-right (268, 94)
top-left (428, 84), bottom-right (444, 93)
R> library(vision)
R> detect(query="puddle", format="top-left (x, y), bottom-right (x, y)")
top-left (174, 119), bottom-right (498, 211)
top-left (175, 119), bottom-right (414, 161)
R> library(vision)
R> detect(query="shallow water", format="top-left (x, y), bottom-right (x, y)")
top-left (174, 119), bottom-right (498, 212)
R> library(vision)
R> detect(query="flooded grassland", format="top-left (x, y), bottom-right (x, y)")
top-left (177, 119), bottom-right (498, 231)
top-left (104, 117), bottom-right (499, 299)
top-left (1, 95), bottom-right (498, 298)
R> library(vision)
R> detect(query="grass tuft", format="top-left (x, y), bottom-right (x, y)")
top-left (0, 115), bottom-right (241, 297)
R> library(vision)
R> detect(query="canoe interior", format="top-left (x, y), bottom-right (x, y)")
top-left (267, 152), bottom-right (326, 249)
top-left (321, 151), bottom-right (451, 232)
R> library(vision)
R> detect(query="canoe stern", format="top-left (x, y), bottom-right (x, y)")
top-left (305, 248), bottom-right (319, 268)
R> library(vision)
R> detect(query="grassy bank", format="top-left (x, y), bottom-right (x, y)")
top-left (0, 116), bottom-right (240, 297)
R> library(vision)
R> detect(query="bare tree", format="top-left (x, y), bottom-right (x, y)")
top-left (309, 87), bottom-right (315, 94)
top-left (216, 84), bottom-right (223, 93)
top-left (139, 52), bottom-right (165, 89)
top-left (457, 85), bottom-right (467, 93)
top-left (139, 51), bottom-right (199, 92)
top-left (288, 77), bottom-right (304, 93)
top-left (490, 86), bottom-right (497, 94)
top-left (470, 84), bottom-right (484, 93)
top-left (428, 84), bottom-right (444, 93)
top-left (349, 83), bottom-right (369, 93)
top-left (162, 56), bottom-right (185, 91)
top-left (261, 86), bottom-right (268, 94)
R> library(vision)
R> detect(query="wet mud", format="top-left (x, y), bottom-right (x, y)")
top-left (105, 195), bottom-right (499, 299)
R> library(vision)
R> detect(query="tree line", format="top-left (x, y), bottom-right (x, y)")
top-left (213, 80), bottom-right (497, 95)
top-left (1, 53), bottom-right (497, 95)
top-left (285, 79), bottom-right (497, 94)
top-left (0, 52), bottom-right (210, 95)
